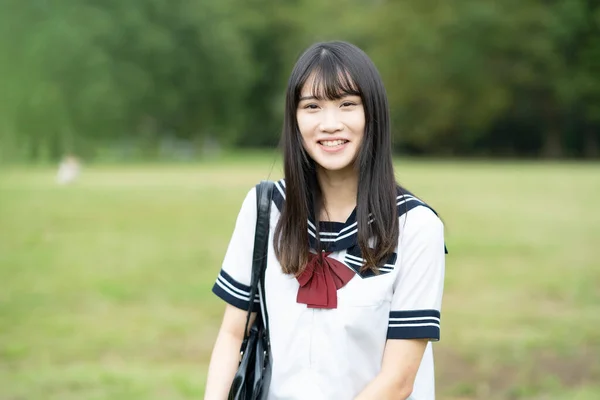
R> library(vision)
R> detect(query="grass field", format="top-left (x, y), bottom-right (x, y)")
top-left (1, 154), bottom-right (599, 399)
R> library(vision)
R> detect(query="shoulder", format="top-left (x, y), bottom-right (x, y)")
top-left (230, 185), bottom-right (258, 226)
top-left (238, 179), bottom-right (285, 216)
top-left (398, 201), bottom-right (445, 251)
top-left (401, 206), bottom-right (443, 237)
top-left (241, 185), bottom-right (258, 208)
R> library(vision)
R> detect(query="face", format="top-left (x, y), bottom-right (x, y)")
top-left (296, 80), bottom-right (365, 174)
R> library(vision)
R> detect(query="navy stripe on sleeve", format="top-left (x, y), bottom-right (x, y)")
top-left (212, 269), bottom-right (260, 312)
top-left (387, 309), bottom-right (441, 341)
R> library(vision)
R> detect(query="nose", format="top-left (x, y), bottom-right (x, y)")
top-left (319, 109), bottom-right (343, 133)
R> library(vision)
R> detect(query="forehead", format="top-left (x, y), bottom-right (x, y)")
top-left (299, 69), bottom-right (359, 99)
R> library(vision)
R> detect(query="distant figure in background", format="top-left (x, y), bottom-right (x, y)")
top-left (56, 154), bottom-right (81, 185)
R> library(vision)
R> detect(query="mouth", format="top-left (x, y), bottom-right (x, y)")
top-left (317, 139), bottom-right (349, 148)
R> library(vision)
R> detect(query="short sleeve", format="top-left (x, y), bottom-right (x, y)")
top-left (387, 206), bottom-right (446, 341)
top-left (211, 187), bottom-right (260, 312)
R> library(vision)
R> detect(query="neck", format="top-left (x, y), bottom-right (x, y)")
top-left (316, 165), bottom-right (359, 222)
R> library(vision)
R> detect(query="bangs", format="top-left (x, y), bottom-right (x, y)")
top-left (298, 52), bottom-right (361, 101)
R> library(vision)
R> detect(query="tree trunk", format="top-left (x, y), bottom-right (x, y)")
top-left (542, 126), bottom-right (563, 158)
top-left (542, 98), bottom-right (563, 158)
top-left (583, 127), bottom-right (599, 158)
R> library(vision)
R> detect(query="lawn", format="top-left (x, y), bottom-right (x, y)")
top-left (1, 155), bottom-right (599, 399)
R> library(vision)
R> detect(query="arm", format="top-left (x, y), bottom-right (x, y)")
top-left (204, 305), bottom-right (257, 400)
top-left (357, 206), bottom-right (446, 399)
top-left (205, 188), bottom-right (259, 399)
top-left (354, 339), bottom-right (427, 400)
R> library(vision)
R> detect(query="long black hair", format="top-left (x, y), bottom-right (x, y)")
top-left (274, 41), bottom-right (398, 275)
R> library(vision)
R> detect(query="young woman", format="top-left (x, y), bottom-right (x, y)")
top-left (204, 41), bottom-right (446, 400)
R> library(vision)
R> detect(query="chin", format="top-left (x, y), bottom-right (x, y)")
top-left (313, 158), bottom-right (355, 172)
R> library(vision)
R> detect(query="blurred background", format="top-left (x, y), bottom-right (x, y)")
top-left (0, 1), bottom-right (599, 399)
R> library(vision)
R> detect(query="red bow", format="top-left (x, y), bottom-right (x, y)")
top-left (296, 252), bottom-right (356, 309)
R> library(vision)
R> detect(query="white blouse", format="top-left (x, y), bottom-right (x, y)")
top-left (212, 180), bottom-right (446, 399)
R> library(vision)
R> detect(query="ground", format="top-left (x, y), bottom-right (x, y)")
top-left (0, 154), bottom-right (599, 399)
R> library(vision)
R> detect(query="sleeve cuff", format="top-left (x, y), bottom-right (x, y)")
top-left (387, 309), bottom-right (441, 341)
top-left (212, 269), bottom-right (260, 312)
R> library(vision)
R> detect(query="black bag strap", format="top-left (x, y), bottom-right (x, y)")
top-left (243, 180), bottom-right (274, 340)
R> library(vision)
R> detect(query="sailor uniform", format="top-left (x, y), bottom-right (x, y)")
top-left (212, 179), bottom-right (447, 399)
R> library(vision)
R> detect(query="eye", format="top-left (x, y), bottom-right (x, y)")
top-left (304, 103), bottom-right (319, 110)
top-left (341, 101), bottom-right (357, 108)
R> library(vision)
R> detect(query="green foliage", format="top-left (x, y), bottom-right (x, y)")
top-left (0, 0), bottom-right (599, 162)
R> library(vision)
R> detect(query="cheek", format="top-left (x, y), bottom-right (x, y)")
top-left (348, 112), bottom-right (366, 139)
top-left (296, 113), bottom-right (315, 141)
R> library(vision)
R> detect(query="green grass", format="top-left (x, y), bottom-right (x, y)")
top-left (1, 156), bottom-right (599, 399)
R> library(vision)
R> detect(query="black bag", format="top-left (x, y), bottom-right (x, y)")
top-left (228, 180), bottom-right (274, 400)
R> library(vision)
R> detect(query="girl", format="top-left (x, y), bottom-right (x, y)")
top-left (205, 41), bottom-right (446, 400)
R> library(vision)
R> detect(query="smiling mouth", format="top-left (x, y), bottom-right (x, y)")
top-left (318, 140), bottom-right (349, 147)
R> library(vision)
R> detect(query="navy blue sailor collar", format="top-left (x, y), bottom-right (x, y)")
top-left (271, 179), bottom-right (447, 257)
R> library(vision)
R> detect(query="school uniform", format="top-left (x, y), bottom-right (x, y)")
top-left (212, 179), bottom-right (446, 400)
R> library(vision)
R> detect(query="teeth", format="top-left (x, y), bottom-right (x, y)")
top-left (321, 140), bottom-right (346, 147)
